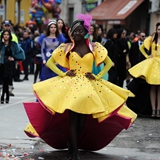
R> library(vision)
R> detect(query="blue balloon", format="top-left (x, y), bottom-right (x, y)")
top-left (35, 10), bottom-right (45, 18)
top-left (55, 0), bottom-right (61, 4)
top-left (43, 0), bottom-right (49, 2)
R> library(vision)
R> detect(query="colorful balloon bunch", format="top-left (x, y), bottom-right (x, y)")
top-left (27, 0), bottom-right (62, 26)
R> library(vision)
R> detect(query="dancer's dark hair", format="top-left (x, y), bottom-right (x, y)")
top-left (152, 22), bottom-right (160, 50)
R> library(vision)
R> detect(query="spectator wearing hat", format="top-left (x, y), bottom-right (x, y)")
top-left (1, 20), bottom-right (18, 43)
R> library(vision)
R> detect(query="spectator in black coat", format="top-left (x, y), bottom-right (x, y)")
top-left (104, 28), bottom-right (118, 84)
top-left (129, 32), bottom-right (146, 67)
top-left (116, 29), bottom-right (129, 87)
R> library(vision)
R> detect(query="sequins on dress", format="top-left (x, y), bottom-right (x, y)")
top-left (24, 42), bottom-right (137, 150)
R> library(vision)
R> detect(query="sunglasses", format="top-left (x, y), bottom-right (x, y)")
top-left (141, 35), bottom-right (145, 38)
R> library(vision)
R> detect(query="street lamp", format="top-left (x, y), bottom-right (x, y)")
top-left (17, 0), bottom-right (21, 25)
top-left (4, 0), bottom-right (6, 19)
top-left (81, 0), bottom-right (86, 13)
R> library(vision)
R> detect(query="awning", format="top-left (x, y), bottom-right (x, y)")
top-left (89, 0), bottom-right (144, 24)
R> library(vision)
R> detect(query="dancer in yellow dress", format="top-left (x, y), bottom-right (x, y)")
top-left (24, 14), bottom-right (136, 160)
top-left (129, 22), bottom-right (160, 118)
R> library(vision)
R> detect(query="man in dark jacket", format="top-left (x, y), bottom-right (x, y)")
top-left (20, 30), bottom-right (33, 80)
top-left (129, 32), bottom-right (146, 67)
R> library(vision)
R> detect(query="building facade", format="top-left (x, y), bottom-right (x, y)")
top-left (60, 0), bottom-right (160, 35)
top-left (0, 0), bottom-right (31, 26)
top-left (149, 0), bottom-right (160, 34)
top-left (60, 0), bottom-right (102, 26)
top-left (0, 0), bottom-right (159, 34)
top-left (60, 0), bottom-right (83, 27)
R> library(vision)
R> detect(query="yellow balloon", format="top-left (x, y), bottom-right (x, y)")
top-left (42, 6), bottom-right (48, 14)
top-left (29, 13), bottom-right (32, 19)
top-left (41, 17), bottom-right (45, 22)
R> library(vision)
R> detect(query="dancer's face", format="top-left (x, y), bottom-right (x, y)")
top-left (72, 25), bottom-right (86, 42)
top-left (156, 25), bottom-right (160, 36)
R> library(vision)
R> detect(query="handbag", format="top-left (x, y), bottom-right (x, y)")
top-left (34, 56), bottom-right (42, 64)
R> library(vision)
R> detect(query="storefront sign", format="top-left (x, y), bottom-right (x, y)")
top-left (84, 0), bottom-right (98, 12)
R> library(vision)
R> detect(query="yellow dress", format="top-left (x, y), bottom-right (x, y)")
top-left (24, 42), bottom-right (136, 150)
top-left (32, 42), bottom-right (135, 121)
top-left (129, 36), bottom-right (160, 84)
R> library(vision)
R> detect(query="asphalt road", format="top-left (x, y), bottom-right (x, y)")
top-left (0, 75), bottom-right (160, 160)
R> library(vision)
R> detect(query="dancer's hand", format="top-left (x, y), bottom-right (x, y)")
top-left (43, 60), bottom-right (46, 64)
top-left (85, 72), bottom-right (96, 80)
top-left (8, 56), bottom-right (14, 61)
top-left (66, 69), bottom-right (76, 77)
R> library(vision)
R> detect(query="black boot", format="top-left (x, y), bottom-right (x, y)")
top-left (6, 91), bottom-right (9, 103)
top-left (72, 152), bottom-right (81, 160)
top-left (67, 142), bottom-right (73, 160)
top-left (1, 95), bottom-right (4, 104)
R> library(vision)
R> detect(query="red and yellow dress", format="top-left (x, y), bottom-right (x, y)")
top-left (24, 42), bottom-right (137, 151)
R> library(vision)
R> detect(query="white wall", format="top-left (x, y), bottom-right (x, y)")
top-left (149, 13), bottom-right (160, 35)
top-left (148, 0), bottom-right (160, 34)
top-left (60, 0), bottom-right (83, 24)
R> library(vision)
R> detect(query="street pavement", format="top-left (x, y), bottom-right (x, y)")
top-left (0, 75), bottom-right (160, 160)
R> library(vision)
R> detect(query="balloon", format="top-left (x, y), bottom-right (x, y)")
top-left (42, 6), bottom-right (48, 14)
top-left (54, 12), bottom-right (59, 19)
top-left (41, 17), bottom-right (45, 22)
top-left (56, 6), bottom-right (61, 13)
top-left (30, 8), bottom-right (36, 14)
top-left (26, 20), bottom-right (36, 26)
top-left (31, 0), bottom-right (38, 7)
top-left (29, 13), bottom-right (32, 19)
top-left (49, 0), bottom-right (55, 3)
top-left (35, 3), bottom-right (41, 10)
top-left (55, 0), bottom-right (61, 4)
top-left (43, 0), bottom-right (50, 2)
top-left (41, 0), bottom-right (52, 11)
top-left (35, 10), bottom-right (45, 18)
top-left (39, 20), bottom-right (43, 25)
top-left (29, 0), bottom-right (62, 26)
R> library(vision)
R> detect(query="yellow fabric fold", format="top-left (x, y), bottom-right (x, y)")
top-left (139, 44), bottom-right (149, 59)
top-left (95, 56), bottom-right (113, 80)
top-left (46, 56), bottom-right (66, 77)
top-left (24, 123), bottom-right (39, 137)
top-left (143, 36), bottom-right (152, 51)
top-left (51, 43), bottom-right (70, 68)
top-left (93, 42), bottom-right (108, 66)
